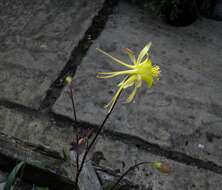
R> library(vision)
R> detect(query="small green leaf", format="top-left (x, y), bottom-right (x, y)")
top-left (4, 161), bottom-right (25, 190)
top-left (32, 185), bottom-right (49, 190)
top-left (62, 147), bottom-right (70, 161)
top-left (103, 183), bottom-right (113, 190)
top-left (38, 187), bottom-right (49, 190)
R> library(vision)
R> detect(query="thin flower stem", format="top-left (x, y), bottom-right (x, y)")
top-left (109, 161), bottom-right (152, 190)
top-left (75, 89), bottom-right (123, 187)
top-left (70, 86), bottom-right (77, 121)
top-left (69, 86), bottom-right (79, 190)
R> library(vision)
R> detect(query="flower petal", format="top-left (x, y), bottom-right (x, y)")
top-left (122, 75), bottom-right (137, 89)
top-left (123, 48), bottom-right (136, 65)
top-left (97, 48), bottom-right (134, 69)
top-left (97, 70), bottom-right (136, 78)
top-left (105, 85), bottom-right (123, 112)
top-left (137, 42), bottom-right (152, 65)
top-left (144, 75), bottom-right (153, 88)
top-left (126, 86), bottom-right (137, 103)
top-left (118, 76), bottom-right (128, 86)
top-left (136, 76), bottom-right (142, 88)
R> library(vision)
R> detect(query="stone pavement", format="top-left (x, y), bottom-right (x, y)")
top-left (0, 0), bottom-right (104, 108)
top-left (1, 105), bottom-right (222, 190)
top-left (0, 0), bottom-right (222, 189)
top-left (53, 2), bottom-right (222, 165)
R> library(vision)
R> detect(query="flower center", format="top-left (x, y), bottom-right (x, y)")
top-left (152, 66), bottom-right (160, 78)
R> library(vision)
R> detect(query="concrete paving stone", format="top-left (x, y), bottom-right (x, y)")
top-left (1, 106), bottom-right (222, 189)
top-left (0, 106), bottom-right (75, 181)
top-left (0, 0), bottom-right (104, 108)
top-left (53, 2), bottom-right (222, 166)
top-left (0, 106), bottom-right (101, 189)
top-left (94, 136), bottom-right (222, 190)
top-left (0, 106), bottom-right (72, 153)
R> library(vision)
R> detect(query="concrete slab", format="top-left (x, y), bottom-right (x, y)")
top-left (0, 106), bottom-right (222, 189)
top-left (0, 132), bottom-right (75, 187)
top-left (0, 106), bottom-right (72, 153)
top-left (94, 136), bottom-right (222, 190)
top-left (0, 0), bottom-right (104, 108)
top-left (0, 105), bottom-right (75, 183)
top-left (53, 2), bottom-right (222, 166)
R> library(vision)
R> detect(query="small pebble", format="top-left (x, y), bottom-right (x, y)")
top-left (198, 144), bottom-right (205, 149)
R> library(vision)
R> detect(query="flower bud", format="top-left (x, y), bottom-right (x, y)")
top-left (78, 137), bottom-right (86, 145)
top-left (65, 76), bottom-right (72, 84)
top-left (153, 161), bottom-right (171, 174)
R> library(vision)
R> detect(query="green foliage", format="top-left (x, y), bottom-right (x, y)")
top-left (130, 0), bottom-right (215, 17)
top-left (130, 0), bottom-right (215, 26)
top-left (3, 161), bottom-right (25, 190)
top-left (196, 0), bottom-right (216, 16)
top-left (38, 188), bottom-right (49, 190)
top-left (32, 185), bottom-right (49, 190)
top-left (103, 184), bottom-right (117, 190)
top-left (62, 147), bottom-right (71, 161)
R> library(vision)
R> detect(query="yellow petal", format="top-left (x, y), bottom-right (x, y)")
top-left (145, 75), bottom-right (153, 88)
top-left (126, 77), bottom-right (142, 103)
top-left (123, 81), bottom-right (134, 89)
top-left (122, 75), bottom-right (137, 89)
top-left (118, 76), bottom-right (128, 86)
top-left (105, 75), bottom-right (136, 111)
top-left (137, 42), bottom-right (152, 65)
top-left (97, 48), bottom-right (134, 69)
top-left (105, 85), bottom-right (123, 112)
top-left (135, 76), bottom-right (142, 88)
top-left (96, 74), bottom-right (117, 79)
top-left (123, 48), bottom-right (136, 65)
top-left (97, 70), bottom-right (136, 78)
top-left (126, 86), bottom-right (137, 103)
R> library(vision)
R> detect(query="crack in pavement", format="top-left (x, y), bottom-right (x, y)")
top-left (39, 0), bottom-right (119, 112)
top-left (1, 100), bottom-right (222, 176)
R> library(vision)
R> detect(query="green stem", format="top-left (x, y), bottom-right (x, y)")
top-left (109, 161), bottom-right (152, 190)
top-left (69, 86), bottom-right (79, 190)
top-left (75, 89), bottom-right (123, 187)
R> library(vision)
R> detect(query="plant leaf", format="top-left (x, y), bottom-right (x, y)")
top-left (32, 184), bottom-right (49, 190)
top-left (62, 147), bottom-right (70, 161)
top-left (38, 187), bottom-right (49, 190)
top-left (3, 161), bottom-right (25, 190)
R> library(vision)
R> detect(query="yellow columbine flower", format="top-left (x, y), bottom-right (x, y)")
top-left (97, 43), bottom-right (160, 111)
